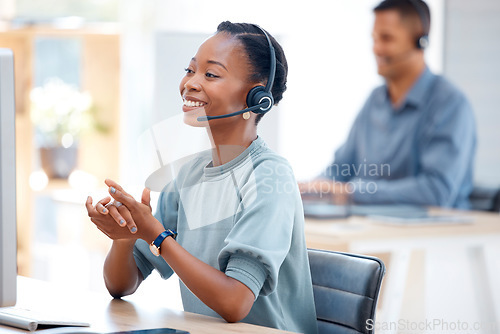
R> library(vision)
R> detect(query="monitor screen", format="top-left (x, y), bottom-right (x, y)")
top-left (0, 48), bottom-right (17, 307)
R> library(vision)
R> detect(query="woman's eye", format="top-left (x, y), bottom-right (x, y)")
top-left (184, 68), bottom-right (194, 74)
top-left (205, 72), bottom-right (219, 78)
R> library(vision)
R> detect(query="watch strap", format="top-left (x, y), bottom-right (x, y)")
top-left (153, 229), bottom-right (177, 247)
top-left (150, 229), bottom-right (177, 256)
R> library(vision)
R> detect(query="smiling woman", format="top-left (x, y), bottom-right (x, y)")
top-left (86, 21), bottom-right (318, 334)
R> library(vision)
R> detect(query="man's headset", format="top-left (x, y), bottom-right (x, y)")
top-left (407, 0), bottom-right (430, 50)
top-left (197, 25), bottom-right (276, 122)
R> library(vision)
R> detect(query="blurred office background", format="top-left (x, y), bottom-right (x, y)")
top-left (1, 0), bottom-right (499, 330)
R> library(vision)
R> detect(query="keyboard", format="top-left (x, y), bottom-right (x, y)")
top-left (0, 306), bottom-right (90, 331)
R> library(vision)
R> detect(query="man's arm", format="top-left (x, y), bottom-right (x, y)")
top-left (351, 96), bottom-right (476, 207)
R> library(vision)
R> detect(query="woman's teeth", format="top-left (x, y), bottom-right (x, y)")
top-left (184, 100), bottom-right (205, 107)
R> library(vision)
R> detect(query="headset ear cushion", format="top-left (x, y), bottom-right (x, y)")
top-left (246, 86), bottom-right (274, 114)
top-left (246, 86), bottom-right (265, 108)
top-left (417, 35), bottom-right (429, 49)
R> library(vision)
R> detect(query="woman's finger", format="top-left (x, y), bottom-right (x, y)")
top-left (142, 188), bottom-right (151, 210)
top-left (106, 204), bottom-right (127, 228)
top-left (96, 196), bottom-right (112, 214)
top-left (85, 196), bottom-right (94, 216)
top-left (105, 179), bottom-right (132, 198)
top-left (108, 186), bottom-right (135, 208)
top-left (117, 205), bottom-right (138, 234)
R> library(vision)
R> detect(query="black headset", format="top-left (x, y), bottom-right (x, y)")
top-left (246, 25), bottom-right (276, 115)
top-left (407, 0), bottom-right (430, 49)
top-left (197, 25), bottom-right (276, 121)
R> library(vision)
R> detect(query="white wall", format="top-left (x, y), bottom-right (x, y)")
top-left (443, 0), bottom-right (500, 187)
top-left (0, 0), bottom-right (15, 21)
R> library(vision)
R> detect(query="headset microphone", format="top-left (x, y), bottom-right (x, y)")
top-left (197, 25), bottom-right (276, 122)
top-left (197, 100), bottom-right (271, 121)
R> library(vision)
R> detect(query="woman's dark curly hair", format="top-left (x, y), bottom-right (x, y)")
top-left (216, 21), bottom-right (288, 124)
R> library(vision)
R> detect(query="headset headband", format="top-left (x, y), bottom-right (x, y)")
top-left (406, 0), bottom-right (430, 49)
top-left (253, 25), bottom-right (276, 95)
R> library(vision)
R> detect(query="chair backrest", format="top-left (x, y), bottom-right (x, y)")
top-left (469, 186), bottom-right (500, 212)
top-left (308, 249), bottom-right (385, 334)
top-left (494, 190), bottom-right (500, 213)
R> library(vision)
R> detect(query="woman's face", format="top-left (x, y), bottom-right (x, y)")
top-left (179, 33), bottom-right (255, 126)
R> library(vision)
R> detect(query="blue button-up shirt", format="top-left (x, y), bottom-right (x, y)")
top-left (321, 67), bottom-right (476, 208)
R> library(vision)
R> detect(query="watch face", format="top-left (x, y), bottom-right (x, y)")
top-left (149, 243), bottom-right (160, 256)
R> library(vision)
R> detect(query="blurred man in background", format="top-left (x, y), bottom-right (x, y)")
top-left (301, 0), bottom-right (476, 208)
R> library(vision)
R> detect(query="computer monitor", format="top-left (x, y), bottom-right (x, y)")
top-left (0, 48), bottom-right (17, 307)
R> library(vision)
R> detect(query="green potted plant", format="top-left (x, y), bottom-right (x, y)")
top-left (30, 78), bottom-right (95, 179)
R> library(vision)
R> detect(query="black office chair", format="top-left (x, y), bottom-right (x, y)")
top-left (469, 186), bottom-right (500, 212)
top-left (494, 191), bottom-right (500, 213)
top-left (308, 249), bottom-right (386, 334)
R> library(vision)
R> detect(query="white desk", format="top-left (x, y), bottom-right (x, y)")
top-left (1, 277), bottom-right (295, 334)
top-left (305, 208), bottom-right (500, 334)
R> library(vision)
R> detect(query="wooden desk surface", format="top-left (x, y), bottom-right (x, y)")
top-left (304, 208), bottom-right (500, 251)
top-left (1, 277), bottom-right (295, 334)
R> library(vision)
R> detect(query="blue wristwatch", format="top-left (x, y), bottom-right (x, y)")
top-left (149, 229), bottom-right (177, 256)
